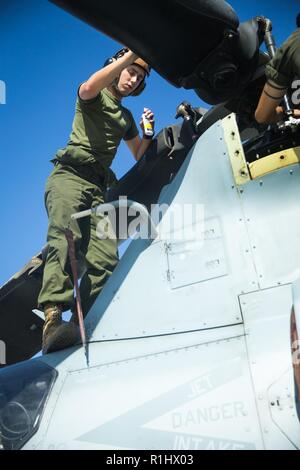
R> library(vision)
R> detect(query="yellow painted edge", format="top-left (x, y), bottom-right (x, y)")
top-left (249, 146), bottom-right (300, 179)
top-left (222, 113), bottom-right (251, 186)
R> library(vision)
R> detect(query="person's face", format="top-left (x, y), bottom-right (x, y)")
top-left (117, 64), bottom-right (146, 96)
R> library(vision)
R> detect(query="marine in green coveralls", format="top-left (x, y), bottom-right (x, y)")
top-left (39, 49), bottom-right (154, 354)
top-left (255, 14), bottom-right (300, 124)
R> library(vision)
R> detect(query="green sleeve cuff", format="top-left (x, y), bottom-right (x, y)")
top-left (77, 84), bottom-right (100, 104)
top-left (123, 130), bottom-right (139, 141)
top-left (265, 63), bottom-right (290, 88)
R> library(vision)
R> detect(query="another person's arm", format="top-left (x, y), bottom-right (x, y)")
top-left (255, 81), bottom-right (287, 124)
top-left (255, 81), bottom-right (300, 124)
top-left (255, 28), bottom-right (300, 124)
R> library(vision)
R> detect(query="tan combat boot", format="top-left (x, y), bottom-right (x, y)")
top-left (42, 304), bottom-right (80, 354)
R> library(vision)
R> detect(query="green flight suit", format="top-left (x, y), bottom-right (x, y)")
top-left (38, 87), bottom-right (139, 315)
top-left (266, 28), bottom-right (300, 87)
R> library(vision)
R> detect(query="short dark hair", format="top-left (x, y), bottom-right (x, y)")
top-left (297, 13), bottom-right (300, 28)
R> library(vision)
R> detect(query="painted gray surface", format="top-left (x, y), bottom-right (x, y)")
top-left (23, 116), bottom-right (300, 450)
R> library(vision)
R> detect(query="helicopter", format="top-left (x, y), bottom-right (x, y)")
top-left (0, 0), bottom-right (299, 450)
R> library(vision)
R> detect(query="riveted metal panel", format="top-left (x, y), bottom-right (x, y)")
top-left (86, 122), bottom-right (259, 340)
top-left (240, 285), bottom-right (300, 449)
top-left (222, 113), bottom-right (250, 185)
top-left (237, 166), bottom-right (300, 289)
top-left (249, 146), bottom-right (300, 179)
top-left (166, 217), bottom-right (228, 289)
top-left (40, 337), bottom-right (263, 450)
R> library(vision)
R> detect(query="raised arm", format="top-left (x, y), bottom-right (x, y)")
top-left (79, 50), bottom-right (138, 101)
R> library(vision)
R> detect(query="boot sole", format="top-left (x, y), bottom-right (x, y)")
top-left (43, 323), bottom-right (80, 354)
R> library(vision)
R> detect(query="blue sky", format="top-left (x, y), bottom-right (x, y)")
top-left (0, 0), bottom-right (299, 285)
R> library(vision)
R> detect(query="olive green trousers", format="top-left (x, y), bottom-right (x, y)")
top-left (38, 163), bottom-right (118, 316)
